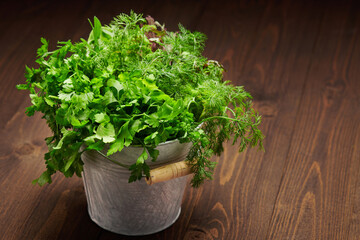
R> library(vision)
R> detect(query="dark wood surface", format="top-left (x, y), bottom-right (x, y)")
top-left (1, 0), bottom-right (359, 239)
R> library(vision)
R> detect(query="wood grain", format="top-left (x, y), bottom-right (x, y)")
top-left (267, 1), bottom-right (360, 239)
top-left (1, 0), bottom-right (359, 239)
top-left (178, 1), bottom-right (326, 239)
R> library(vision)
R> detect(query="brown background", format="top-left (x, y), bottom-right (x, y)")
top-left (0, 0), bottom-right (359, 239)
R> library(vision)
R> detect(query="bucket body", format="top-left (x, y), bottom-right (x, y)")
top-left (81, 140), bottom-right (192, 236)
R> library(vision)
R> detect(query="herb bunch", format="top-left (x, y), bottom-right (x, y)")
top-left (17, 12), bottom-right (264, 187)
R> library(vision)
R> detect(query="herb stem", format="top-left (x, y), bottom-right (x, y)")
top-left (200, 115), bottom-right (236, 123)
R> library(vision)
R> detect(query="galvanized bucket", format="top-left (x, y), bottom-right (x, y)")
top-left (81, 140), bottom-right (192, 236)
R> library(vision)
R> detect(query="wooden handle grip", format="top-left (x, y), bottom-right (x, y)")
top-left (146, 161), bottom-right (192, 185)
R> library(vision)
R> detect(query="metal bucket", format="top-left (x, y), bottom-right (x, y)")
top-left (81, 139), bottom-right (192, 236)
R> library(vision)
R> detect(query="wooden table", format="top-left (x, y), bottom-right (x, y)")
top-left (1, 0), bottom-right (359, 239)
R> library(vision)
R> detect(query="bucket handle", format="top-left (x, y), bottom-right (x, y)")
top-left (146, 161), bottom-right (192, 185)
top-left (95, 150), bottom-right (193, 184)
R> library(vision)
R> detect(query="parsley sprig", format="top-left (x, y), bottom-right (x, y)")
top-left (17, 12), bottom-right (264, 187)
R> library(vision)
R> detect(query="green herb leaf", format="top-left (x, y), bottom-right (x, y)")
top-left (107, 120), bottom-right (132, 155)
top-left (32, 170), bottom-right (52, 186)
top-left (107, 79), bottom-right (124, 93)
top-left (147, 147), bottom-right (159, 161)
top-left (64, 151), bottom-right (79, 171)
top-left (93, 16), bottom-right (102, 45)
top-left (94, 113), bottom-right (110, 123)
top-left (96, 123), bottom-right (116, 143)
top-left (137, 148), bottom-right (148, 165)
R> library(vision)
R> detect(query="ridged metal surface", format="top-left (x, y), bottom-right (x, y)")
top-left (81, 140), bottom-right (192, 236)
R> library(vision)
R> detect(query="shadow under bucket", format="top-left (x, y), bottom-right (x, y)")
top-left (81, 140), bottom-right (192, 236)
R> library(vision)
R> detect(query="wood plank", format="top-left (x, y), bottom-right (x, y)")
top-left (267, 1), bottom-right (360, 239)
top-left (165, 1), bottom-right (325, 239)
top-left (347, 17), bottom-right (360, 238)
top-left (0, 1), bottom-right (154, 239)
top-left (0, 1), bottom-right (102, 238)
top-left (348, 132), bottom-right (360, 240)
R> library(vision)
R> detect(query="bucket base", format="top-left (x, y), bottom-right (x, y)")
top-left (89, 207), bottom-right (182, 236)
